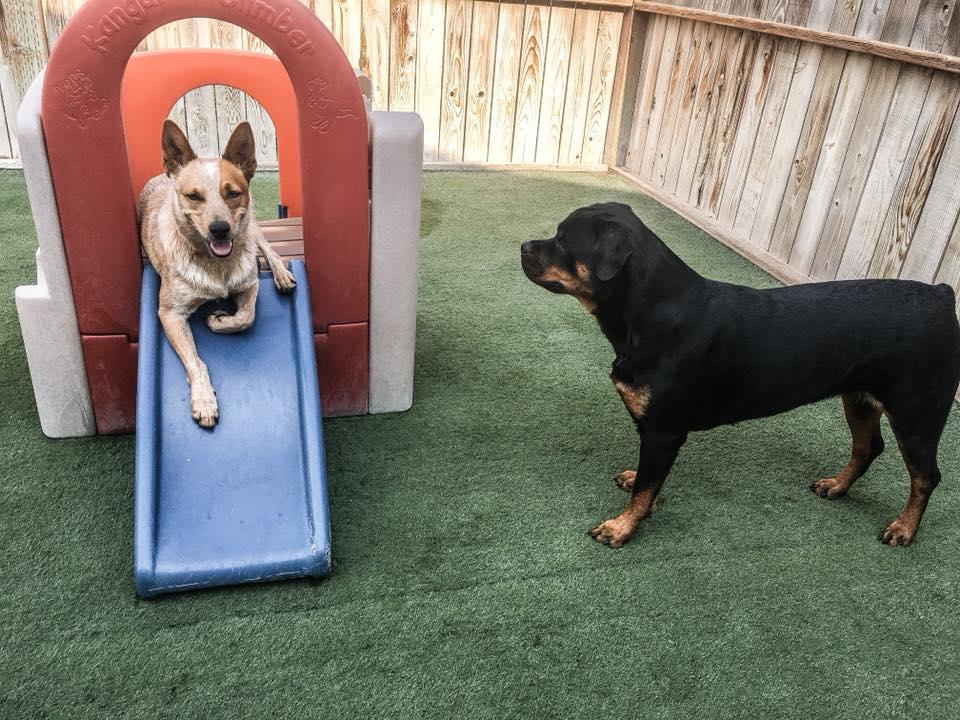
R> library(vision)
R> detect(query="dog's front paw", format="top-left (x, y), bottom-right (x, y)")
top-left (809, 476), bottom-right (849, 499)
top-left (879, 517), bottom-right (916, 547)
top-left (614, 470), bottom-right (635, 492)
top-left (206, 310), bottom-right (233, 333)
top-left (191, 386), bottom-right (219, 428)
top-left (206, 309), bottom-right (252, 334)
top-left (588, 515), bottom-right (637, 548)
top-left (273, 264), bottom-right (296, 294)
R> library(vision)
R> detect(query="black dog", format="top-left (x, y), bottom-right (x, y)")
top-left (521, 202), bottom-right (960, 548)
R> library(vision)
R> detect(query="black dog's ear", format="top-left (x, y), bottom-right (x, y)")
top-left (594, 223), bottom-right (633, 282)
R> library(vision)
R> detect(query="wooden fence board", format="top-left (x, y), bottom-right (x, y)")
top-left (2, 0), bottom-right (48, 105)
top-left (715, 31), bottom-right (775, 223)
top-left (438, 0), bottom-right (472, 161)
top-left (697, 29), bottom-right (757, 214)
top-left (635, 15), bottom-right (681, 177)
top-left (389, 0), bottom-right (419, 111)
top-left (899, 105), bottom-right (960, 281)
top-left (649, 19), bottom-right (700, 185)
top-left (512, 3), bottom-right (548, 163)
top-left (333, 0), bottom-right (363, 65)
top-left (582, 10), bottom-right (623, 163)
top-left (659, 19), bottom-right (710, 190)
top-left (487, 1), bottom-right (525, 163)
top-left (835, 66), bottom-right (932, 279)
top-left (675, 24), bottom-right (731, 197)
top-left (559, 7), bottom-right (601, 164)
top-left (463, 1), bottom-right (498, 161)
top-left (362, 0), bottom-right (391, 108)
top-left (787, 51), bottom-right (872, 273)
top-left (766, 45), bottom-right (845, 260)
top-left (867, 73), bottom-right (960, 279)
top-left (649, 23), bottom-right (706, 187)
top-left (622, 12), bottom-right (666, 172)
top-left (934, 208), bottom-right (960, 295)
top-left (731, 35), bottom-right (798, 236)
top-left (749, 41), bottom-right (821, 247)
top-left (535, 4), bottom-right (575, 164)
top-left (416, 0), bottom-right (446, 161)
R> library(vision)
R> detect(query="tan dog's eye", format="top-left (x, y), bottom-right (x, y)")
top-left (184, 191), bottom-right (204, 202)
top-left (225, 189), bottom-right (243, 200)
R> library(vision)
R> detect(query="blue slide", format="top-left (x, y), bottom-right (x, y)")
top-left (134, 260), bottom-right (331, 597)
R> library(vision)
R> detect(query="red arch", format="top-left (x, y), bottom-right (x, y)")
top-left (41, 0), bottom-right (370, 431)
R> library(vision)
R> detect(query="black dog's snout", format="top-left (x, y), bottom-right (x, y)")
top-left (521, 241), bottom-right (537, 255)
top-left (209, 220), bottom-right (230, 239)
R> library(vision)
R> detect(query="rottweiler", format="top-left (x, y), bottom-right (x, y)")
top-left (521, 202), bottom-right (960, 549)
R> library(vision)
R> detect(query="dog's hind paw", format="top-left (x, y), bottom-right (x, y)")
top-left (191, 388), bottom-right (219, 428)
top-left (809, 476), bottom-right (849, 499)
top-left (273, 265), bottom-right (297, 294)
top-left (614, 470), bottom-right (636, 492)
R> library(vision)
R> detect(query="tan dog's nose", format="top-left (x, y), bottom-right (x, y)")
top-left (209, 220), bottom-right (230, 239)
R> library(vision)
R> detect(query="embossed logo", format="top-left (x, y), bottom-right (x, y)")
top-left (80, 0), bottom-right (165, 53)
top-left (56, 71), bottom-right (109, 127)
top-left (307, 78), bottom-right (357, 133)
top-left (221, 0), bottom-right (316, 54)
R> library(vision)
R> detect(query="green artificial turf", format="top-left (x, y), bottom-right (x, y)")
top-left (2, 168), bottom-right (959, 719)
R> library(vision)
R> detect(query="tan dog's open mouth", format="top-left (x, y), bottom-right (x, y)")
top-left (209, 237), bottom-right (233, 257)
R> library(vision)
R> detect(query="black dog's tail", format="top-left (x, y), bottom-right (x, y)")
top-left (937, 283), bottom-right (960, 397)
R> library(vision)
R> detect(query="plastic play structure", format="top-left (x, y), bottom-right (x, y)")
top-left (14, 0), bottom-right (423, 595)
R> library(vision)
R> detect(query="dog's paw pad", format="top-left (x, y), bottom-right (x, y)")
top-left (274, 268), bottom-right (296, 293)
top-left (191, 391), bottom-right (219, 428)
top-left (588, 517), bottom-right (635, 548)
top-left (809, 477), bottom-right (848, 499)
top-left (878, 519), bottom-right (915, 547)
top-left (614, 470), bottom-right (636, 492)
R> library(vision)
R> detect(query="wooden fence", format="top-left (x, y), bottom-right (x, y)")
top-left (0, 0), bottom-right (628, 165)
top-left (4, 0), bottom-right (960, 314)
top-left (618, 0), bottom-right (960, 311)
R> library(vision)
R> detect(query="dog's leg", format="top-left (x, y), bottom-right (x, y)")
top-left (158, 303), bottom-right (219, 428)
top-left (811, 393), bottom-right (884, 499)
top-left (879, 417), bottom-right (944, 546)
top-left (253, 223), bottom-right (296, 293)
top-left (590, 431), bottom-right (686, 548)
top-left (207, 283), bottom-right (258, 334)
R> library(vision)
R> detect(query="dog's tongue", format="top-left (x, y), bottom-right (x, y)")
top-left (210, 239), bottom-right (232, 257)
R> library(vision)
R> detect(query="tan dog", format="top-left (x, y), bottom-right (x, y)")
top-left (138, 120), bottom-right (296, 428)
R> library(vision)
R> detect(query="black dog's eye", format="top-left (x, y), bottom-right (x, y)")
top-left (184, 191), bottom-right (204, 202)
top-left (225, 189), bottom-right (243, 199)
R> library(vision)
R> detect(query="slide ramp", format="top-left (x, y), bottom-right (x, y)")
top-left (134, 260), bottom-right (330, 597)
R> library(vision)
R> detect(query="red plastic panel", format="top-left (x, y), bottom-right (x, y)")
top-left (314, 323), bottom-right (368, 417)
top-left (82, 335), bottom-right (138, 434)
top-left (121, 50), bottom-right (302, 216)
top-left (42, 0), bottom-right (369, 337)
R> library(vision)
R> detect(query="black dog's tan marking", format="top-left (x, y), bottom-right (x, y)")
top-left (810, 393), bottom-right (884, 499)
top-left (612, 379), bottom-right (651, 420)
top-left (521, 202), bottom-right (960, 548)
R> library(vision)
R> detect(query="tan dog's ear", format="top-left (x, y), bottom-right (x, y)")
top-left (161, 120), bottom-right (196, 177)
top-left (222, 122), bottom-right (257, 181)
